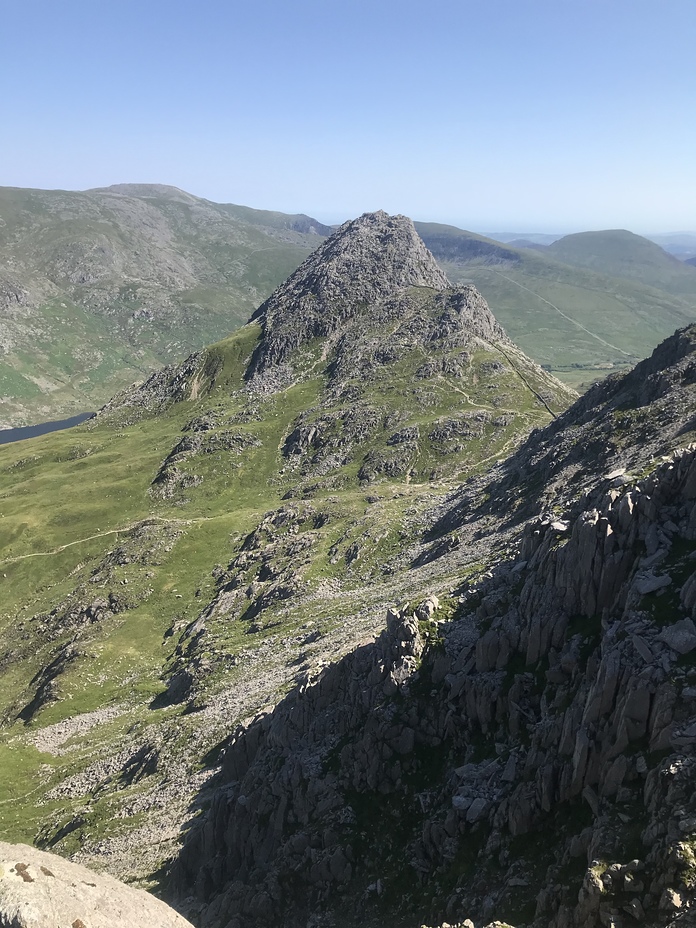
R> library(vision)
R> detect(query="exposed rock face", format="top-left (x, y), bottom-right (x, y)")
top-left (553, 322), bottom-right (696, 433)
top-left (99, 211), bottom-right (570, 503)
top-left (0, 203), bottom-right (579, 906)
top-left (0, 842), bottom-right (193, 927)
top-left (98, 347), bottom-right (226, 424)
top-left (171, 330), bottom-right (696, 928)
top-left (247, 211), bottom-right (450, 376)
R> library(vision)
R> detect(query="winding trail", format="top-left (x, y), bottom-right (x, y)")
top-left (468, 266), bottom-right (634, 358)
top-left (0, 516), bottom-right (210, 568)
top-left (493, 343), bottom-right (559, 418)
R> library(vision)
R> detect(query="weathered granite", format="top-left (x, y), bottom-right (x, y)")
top-left (0, 842), bottom-right (193, 928)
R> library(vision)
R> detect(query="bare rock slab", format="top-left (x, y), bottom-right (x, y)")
top-left (659, 617), bottom-right (696, 654)
top-left (0, 842), bottom-right (193, 928)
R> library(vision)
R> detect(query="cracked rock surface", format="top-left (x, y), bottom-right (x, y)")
top-left (0, 842), bottom-right (193, 928)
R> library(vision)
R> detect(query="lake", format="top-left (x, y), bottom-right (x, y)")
top-left (0, 412), bottom-right (95, 445)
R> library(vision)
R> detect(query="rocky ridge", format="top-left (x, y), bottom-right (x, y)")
top-left (247, 211), bottom-right (450, 377)
top-left (461, 322), bottom-right (696, 526)
top-left (100, 212), bottom-right (573, 498)
top-left (170, 328), bottom-right (696, 928)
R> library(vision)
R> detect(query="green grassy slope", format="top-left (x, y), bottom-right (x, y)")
top-left (0, 289), bottom-right (573, 877)
top-left (547, 228), bottom-right (696, 298)
top-left (415, 222), bottom-right (696, 388)
top-left (0, 185), bottom-right (325, 427)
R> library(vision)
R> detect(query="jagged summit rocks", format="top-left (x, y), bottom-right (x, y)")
top-left (99, 209), bottom-right (573, 497)
top-left (248, 210), bottom-right (450, 375)
top-left (102, 208), bottom-right (572, 439)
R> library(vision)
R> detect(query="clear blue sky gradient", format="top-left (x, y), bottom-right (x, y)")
top-left (2, 0), bottom-right (694, 231)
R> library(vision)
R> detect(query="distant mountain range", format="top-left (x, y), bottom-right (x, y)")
top-left (488, 229), bottom-right (696, 261)
top-left (0, 184), bottom-right (328, 426)
top-left (645, 231), bottom-right (696, 260)
top-left (417, 223), bottom-right (696, 388)
top-left (486, 232), bottom-right (563, 245)
top-left (1, 184), bottom-right (695, 425)
top-left (546, 229), bottom-right (696, 297)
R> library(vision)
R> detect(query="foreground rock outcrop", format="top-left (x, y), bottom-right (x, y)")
top-left (0, 842), bottom-right (193, 927)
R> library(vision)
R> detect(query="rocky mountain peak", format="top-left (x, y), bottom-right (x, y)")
top-left (169, 324), bottom-right (696, 928)
top-left (247, 210), bottom-right (450, 375)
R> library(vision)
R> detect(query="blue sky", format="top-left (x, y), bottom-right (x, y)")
top-left (2, 0), bottom-right (694, 231)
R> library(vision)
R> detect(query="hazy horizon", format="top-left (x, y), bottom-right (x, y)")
top-left (4, 178), bottom-right (696, 240)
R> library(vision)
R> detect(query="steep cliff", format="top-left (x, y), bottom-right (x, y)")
top-left (172, 327), bottom-right (696, 928)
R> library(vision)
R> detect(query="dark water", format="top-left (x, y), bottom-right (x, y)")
top-left (0, 412), bottom-right (95, 445)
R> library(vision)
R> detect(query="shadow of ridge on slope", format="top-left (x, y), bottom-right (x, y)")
top-left (160, 328), bottom-right (696, 928)
top-left (169, 603), bottom-right (462, 926)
